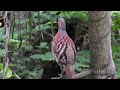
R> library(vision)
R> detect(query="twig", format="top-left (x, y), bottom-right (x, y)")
top-left (42, 30), bottom-right (53, 38)
top-left (2, 11), bottom-right (10, 79)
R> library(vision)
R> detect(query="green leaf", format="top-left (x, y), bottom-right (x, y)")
top-left (9, 39), bottom-right (20, 43)
top-left (30, 52), bottom-right (53, 61)
top-left (34, 18), bottom-right (38, 23)
top-left (40, 42), bottom-right (47, 48)
top-left (33, 12), bottom-right (38, 17)
top-left (8, 64), bottom-right (16, 67)
top-left (59, 12), bottom-right (65, 18)
top-left (40, 24), bottom-right (51, 30)
top-left (75, 63), bottom-right (82, 72)
top-left (43, 52), bottom-right (53, 61)
top-left (64, 11), bottom-right (71, 19)
top-left (30, 54), bottom-right (42, 59)
top-left (0, 63), bottom-right (13, 79)
top-left (34, 25), bottom-right (40, 31)
top-left (75, 62), bottom-right (89, 72)
top-left (77, 51), bottom-right (90, 63)
top-left (6, 68), bottom-right (12, 79)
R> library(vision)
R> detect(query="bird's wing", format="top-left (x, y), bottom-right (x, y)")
top-left (51, 37), bottom-right (67, 64)
top-left (51, 38), bottom-right (59, 62)
top-left (65, 45), bottom-right (76, 65)
top-left (72, 44), bottom-right (77, 60)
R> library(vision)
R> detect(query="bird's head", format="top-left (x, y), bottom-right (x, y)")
top-left (58, 18), bottom-right (66, 31)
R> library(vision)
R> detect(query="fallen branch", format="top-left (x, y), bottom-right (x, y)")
top-left (76, 69), bottom-right (92, 79)
top-left (51, 69), bottom-right (92, 79)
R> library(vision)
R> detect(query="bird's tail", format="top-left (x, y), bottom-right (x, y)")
top-left (65, 65), bottom-right (76, 79)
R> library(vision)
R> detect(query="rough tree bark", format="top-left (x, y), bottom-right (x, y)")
top-left (88, 11), bottom-right (116, 79)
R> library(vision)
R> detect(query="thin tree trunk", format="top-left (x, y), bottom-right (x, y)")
top-left (88, 11), bottom-right (116, 79)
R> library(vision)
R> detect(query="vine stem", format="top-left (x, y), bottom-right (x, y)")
top-left (2, 11), bottom-right (10, 79)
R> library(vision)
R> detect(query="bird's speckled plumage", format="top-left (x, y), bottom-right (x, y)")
top-left (51, 18), bottom-right (76, 79)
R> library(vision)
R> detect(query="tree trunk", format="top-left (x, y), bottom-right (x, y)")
top-left (88, 11), bottom-right (116, 79)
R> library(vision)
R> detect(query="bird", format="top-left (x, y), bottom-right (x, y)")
top-left (51, 18), bottom-right (77, 79)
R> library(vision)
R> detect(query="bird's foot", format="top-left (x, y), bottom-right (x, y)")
top-left (51, 74), bottom-right (63, 79)
top-left (58, 74), bottom-right (63, 79)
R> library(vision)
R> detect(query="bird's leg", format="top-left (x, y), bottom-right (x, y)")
top-left (58, 65), bottom-right (65, 79)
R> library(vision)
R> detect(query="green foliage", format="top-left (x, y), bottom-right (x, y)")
top-left (30, 52), bottom-right (53, 61)
top-left (59, 11), bottom-right (88, 22)
top-left (0, 63), bottom-right (20, 79)
top-left (77, 51), bottom-right (90, 63)
top-left (30, 41), bottom-right (53, 61)
top-left (59, 11), bottom-right (71, 19)
top-left (17, 66), bottom-right (43, 79)
top-left (111, 11), bottom-right (120, 31)
top-left (39, 42), bottom-right (49, 49)
top-left (30, 54), bottom-right (42, 60)
top-left (75, 51), bottom-right (90, 72)
top-left (112, 46), bottom-right (120, 78)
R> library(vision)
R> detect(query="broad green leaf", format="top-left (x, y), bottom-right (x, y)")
top-left (43, 52), bottom-right (53, 61)
top-left (33, 12), bottom-right (38, 17)
top-left (75, 63), bottom-right (82, 72)
top-left (30, 52), bottom-right (53, 61)
top-left (9, 39), bottom-right (20, 43)
top-left (0, 63), bottom-right (13, 79)
top-left (30, 54), bottom-right (42, 59)
top-left (34, 18), bottom-right (38, 23)
top-left (40, 42), bottom-right (47, 48)
top-left (6, 68), bottom-right (12, 79)
top-left (34, 25), bottom-right (40, 31)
